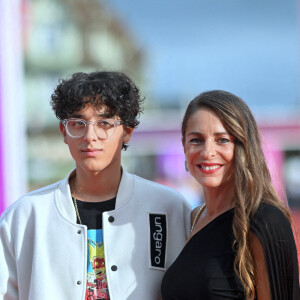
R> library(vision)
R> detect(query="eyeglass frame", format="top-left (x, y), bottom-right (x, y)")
top-left (61, 118), bottom-right (124, 139)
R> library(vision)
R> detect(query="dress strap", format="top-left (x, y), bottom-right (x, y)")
top-left (191, 203), bottom-right (206, 232)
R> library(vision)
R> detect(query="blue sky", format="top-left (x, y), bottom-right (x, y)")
top-left (107, 0), bottom-right (300, 111)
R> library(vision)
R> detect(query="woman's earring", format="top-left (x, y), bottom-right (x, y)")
top-left (185, 160), bottom-right (189, 172)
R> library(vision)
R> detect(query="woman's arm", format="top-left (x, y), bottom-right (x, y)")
top-left (250, 232), bottom-right (271, 300)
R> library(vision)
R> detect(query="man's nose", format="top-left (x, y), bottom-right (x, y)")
top-left (83, 123), bottom-right (97, 142)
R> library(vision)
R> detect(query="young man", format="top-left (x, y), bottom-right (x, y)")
top-left (0, 71), bottom-right (191, 300)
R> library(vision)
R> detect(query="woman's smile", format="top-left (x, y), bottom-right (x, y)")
top-left (197, 163), bottom-right (223, 174)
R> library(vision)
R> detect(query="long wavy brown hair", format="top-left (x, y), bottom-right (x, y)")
top-left (181, 90), bottom-right (292, 299)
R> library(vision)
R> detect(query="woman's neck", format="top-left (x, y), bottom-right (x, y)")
top-left (203, 184), bottom-right (235, 218)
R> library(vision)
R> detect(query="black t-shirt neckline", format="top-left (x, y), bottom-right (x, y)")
top-left (72, 197), bottom-right (116, 229)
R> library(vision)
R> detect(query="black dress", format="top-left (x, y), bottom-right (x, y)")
top-left (161, 203), bottom-right (300, 300)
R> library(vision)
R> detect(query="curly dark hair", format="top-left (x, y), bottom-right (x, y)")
top-left (50, 71), bottom-right (144, 150)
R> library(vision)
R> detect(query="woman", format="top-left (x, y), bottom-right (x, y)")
top-left (161, 90), bottom-right (299, 299)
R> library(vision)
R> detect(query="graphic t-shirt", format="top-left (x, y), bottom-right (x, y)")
top-left (73, 198), bottom-right (116, 300)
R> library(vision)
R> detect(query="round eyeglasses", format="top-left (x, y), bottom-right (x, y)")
top-left (61, 118), bottom-right (124, 139)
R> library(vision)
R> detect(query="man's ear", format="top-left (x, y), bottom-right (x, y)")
top-left (59, 122), bottom-right (68, 144)
top-left (123, 127), bottom-right (134, 143)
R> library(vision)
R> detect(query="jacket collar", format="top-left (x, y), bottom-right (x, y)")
top-left (55, 168), bottom-right (134, 223)
top-left (115, 168), bottom-right (134, 210)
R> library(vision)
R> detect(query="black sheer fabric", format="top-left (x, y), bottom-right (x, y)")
top-left (161, 204), bottom-right (300, 300)
top-left (251, 203), bottom-right (300, 300)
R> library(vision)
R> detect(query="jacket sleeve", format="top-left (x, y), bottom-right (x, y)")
top-left (251, 203), bottom-right (300, 300)
top-left (0, 215), bottom-right (18, 300)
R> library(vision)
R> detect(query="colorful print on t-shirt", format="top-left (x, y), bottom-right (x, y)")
top-left (86, 229), bottom-right (110, 300)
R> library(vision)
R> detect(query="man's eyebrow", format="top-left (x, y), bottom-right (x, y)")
top-left (69, 113), bottom-right (83, 118)
top-left (98, 113), bottom-right (114, 118)
top-left (69, 113), bottom-right (112, 118)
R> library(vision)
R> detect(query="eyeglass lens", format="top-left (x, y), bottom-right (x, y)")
top-left (66, 119), bottom-right (117, 139)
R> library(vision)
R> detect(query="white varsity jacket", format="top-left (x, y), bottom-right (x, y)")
top-left (0, 169), bottom-right (191, 300)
